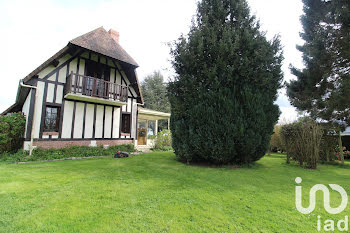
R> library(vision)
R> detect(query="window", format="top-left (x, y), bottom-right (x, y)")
top-left (121, 113), bottom-right (131, 134)
top-left (148, 120), bottom-right (156, 136)
top-left (44, 106), bottom-right (60, 131)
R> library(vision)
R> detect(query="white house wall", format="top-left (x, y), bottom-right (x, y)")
top-left (131, 99), bottom-right (137, 139)
top-left (33, 81), bottom-right (45, 138)
top-left (22, 89), bottom-right (32, 137)
top-left (26, 50), bottom-right (138, 142)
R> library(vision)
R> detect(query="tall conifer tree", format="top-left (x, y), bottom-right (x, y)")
top-left (286, 0), bottom-right (350, 164)
top-left (168, 0), bottom-right (283, 164)
top-left (287, 0), bottom-right (350, 126)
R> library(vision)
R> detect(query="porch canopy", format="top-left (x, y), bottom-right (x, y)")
top-left (136, 108), bottom-right (170, 147)
top-left (138, 108), bottom-right (170, 121)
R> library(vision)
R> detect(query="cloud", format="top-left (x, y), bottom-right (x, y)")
top-left (0, 0), bottom-right (303, 124)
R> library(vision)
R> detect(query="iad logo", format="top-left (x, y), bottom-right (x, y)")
top-left (295, 177), bottom-right (349, 232)
top-left (295, 177), bottom-right (348, 214)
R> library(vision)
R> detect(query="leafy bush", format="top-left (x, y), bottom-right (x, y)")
top-left (0, 144), bottom-right (135, 163)
top-left (269, 125), bottom-right (284, 153)
top-left (319, 129), bottom-right (338, 162)
top-left (0, 113), bottom-right (26, 153)
top-left (153, 130), bottom-right (172, 151)
top-left (280, 118), bottom-right (323, 169)
top-left (344, 151), bottom-right (350, 160)
top-left (0, 150), bottom-right (28, 163)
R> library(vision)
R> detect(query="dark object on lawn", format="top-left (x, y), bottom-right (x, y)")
top-left (114, 152), bottom-right (129, 158)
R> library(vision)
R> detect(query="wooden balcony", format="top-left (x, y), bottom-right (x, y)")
top-left (64, 72), bottom-right (128, 106)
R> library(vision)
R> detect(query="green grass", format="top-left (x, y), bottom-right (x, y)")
top-left (1, 152), bottom-right (350, 232)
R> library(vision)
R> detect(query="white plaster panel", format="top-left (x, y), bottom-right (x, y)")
top-left (127, 98), bottom-right (132, 112)
top-left (104, 106), bottom-right (112, 138)
top-left (61, 101), bottom-right (74, 138)
top-left (112, 107), bottom-right (120, 138)
top-left (110, 68), bottom-right (115, 83)
top-left (46, 83), bottom-right (55, 103)
top-left (58, 65), bottom-right (67, 83)
top-left (47, 73), bottom-right (56, 81)
top-left (107, 59), bottom-right (115, 67)
top-left (131, 100), bottom-right (137, 138)
top-left (100, 56), bottom-right (106, 64)
top-left (73, 102), bottom-right (84, 138)
top-left (115, 72), bottom-right (121, 85)
top-left (84, 104), bottom-right (94, 138)
top-left (55, 85), bottom-right (63, 104)
top-left (22, 89), bottom-right (32, 137)
top-left (78, 59), bottom-right (85, 75)
top-left (69, 58), bottom-right (78, 74)
top-left (95, 105), bottom-right (104, 138)
top-left (33, 81), bottom-right (45, 138)
top-left (91, 53), bottom-right (98, 62)
top-left (38, 66), bottom-right (53, 79)
top-left (81, 52), bottom-right (89, 59)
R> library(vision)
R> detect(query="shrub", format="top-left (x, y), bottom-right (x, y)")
top-left (0, 149), bottom-right (28, 163)
top-left (153, 130), bottom-right (172, 151)
top-left (280, 118), bottom-right (323, 169)
top-left (344, 151), bottom-right (350, 160)
top-left (0, 113), bottom-right (26, 153)
top-left (0, 144), bottom-right (135, 163)
top-left (269, 125), bottom-right (284, 153)
top-left (319, 129), bottom-right (338, 162)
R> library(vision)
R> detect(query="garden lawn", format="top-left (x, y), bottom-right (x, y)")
top-left (1, 152), bottom-right (350, 232)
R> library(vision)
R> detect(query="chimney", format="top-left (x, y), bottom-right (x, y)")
top-left (108, 29), bottom-right (119, 44)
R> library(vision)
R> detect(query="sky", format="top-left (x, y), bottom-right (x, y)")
top-left (0, 0), bottom-right (304, 122)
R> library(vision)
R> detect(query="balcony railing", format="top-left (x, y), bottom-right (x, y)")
top-left (64, 72), bottom-right (128, 102)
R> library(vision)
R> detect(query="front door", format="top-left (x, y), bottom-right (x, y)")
top-left (137, 120), bottom-right (147, 145)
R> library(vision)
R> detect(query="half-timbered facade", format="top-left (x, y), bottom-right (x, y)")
top-left (3, 27), bottom-right (170, 150)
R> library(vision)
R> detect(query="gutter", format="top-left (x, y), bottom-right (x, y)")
top-left (20, 80), bottom-right (37, 156)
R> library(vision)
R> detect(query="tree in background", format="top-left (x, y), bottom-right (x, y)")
top-left (0, 113), bottom-right (26, 153)
top-left (269, 125), bottom-right (284, 153)
top-left (140, 71), bottom-right (170, 131)
top-left (168, 0), bottom-right (283, 164)
top-left (286, 0), bottom-right (350, 164)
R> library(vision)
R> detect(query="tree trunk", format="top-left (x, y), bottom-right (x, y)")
top-left (338, 129), bottom-right (344, 165)
top-left (326, 148), bottom-right (330, 162)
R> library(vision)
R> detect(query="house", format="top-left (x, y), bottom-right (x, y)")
top-left (342, 127), bottom-right (350, 151)
top-left (2, 27), bottom-right (170, 151)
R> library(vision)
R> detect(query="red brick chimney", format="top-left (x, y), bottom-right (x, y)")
top-left (108, 29), bottom-right (119, 44)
